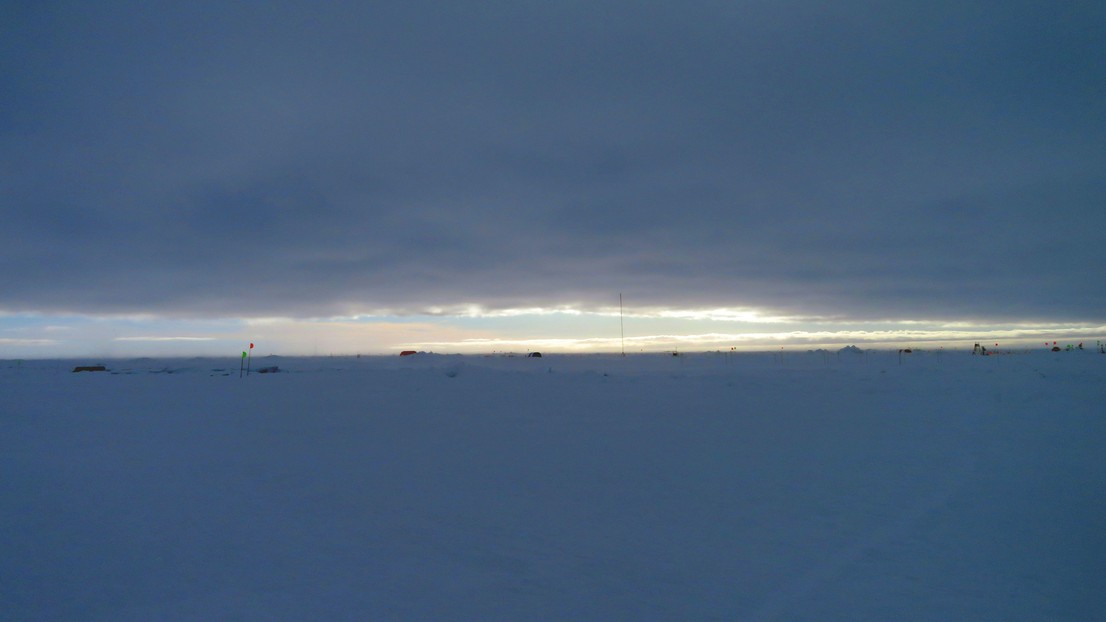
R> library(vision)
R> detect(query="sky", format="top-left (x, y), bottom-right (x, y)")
top-left (2, 1), bottom-right (1104, 357)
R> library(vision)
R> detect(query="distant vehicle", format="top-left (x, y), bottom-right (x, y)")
top-left (527, 352), bottom-right (542, 358)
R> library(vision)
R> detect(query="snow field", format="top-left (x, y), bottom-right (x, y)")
top-left (2, 351), bottom-right (1103, 620)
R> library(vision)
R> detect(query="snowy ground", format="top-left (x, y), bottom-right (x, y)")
top-left (2, 350), bottom-right (1104, 621)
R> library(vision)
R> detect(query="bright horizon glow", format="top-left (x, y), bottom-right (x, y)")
top-left (114, 336), bottom-right (218, 342)
top-left (400, 327), bottom-right (1106, 354)
top-left (1, 307), bottom-right (1103, 359)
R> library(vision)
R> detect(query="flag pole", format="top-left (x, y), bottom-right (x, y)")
top-left (240, 350), bottom-right (246, 378)
top-left (247, 342), bottom-right (254, 376)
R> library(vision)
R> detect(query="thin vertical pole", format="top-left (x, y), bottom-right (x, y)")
top-left (619, 293), bottom-right (625, 357)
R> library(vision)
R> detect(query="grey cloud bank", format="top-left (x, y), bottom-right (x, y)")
top-left (3, 1), bottom-right (1104, 323)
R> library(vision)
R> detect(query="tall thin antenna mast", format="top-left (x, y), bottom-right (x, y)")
top-left (619, 293), bottom-right (625, 357)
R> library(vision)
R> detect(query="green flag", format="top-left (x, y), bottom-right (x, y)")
top-left (242, 351), bottom-right (247, 358)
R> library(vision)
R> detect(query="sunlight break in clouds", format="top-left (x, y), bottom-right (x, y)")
top-left (400, 324), bottom-right (1106, 354)
top-left (639, 308), bottom-right (802, 323)
top-left (114, 337), bottom-right (218, 342)
top-left (0, 338), bottom-right (58, 347)
top-left (2, 308), bottom-right (1104, 358)
top-left (327, 305), bottom-right (794, 322)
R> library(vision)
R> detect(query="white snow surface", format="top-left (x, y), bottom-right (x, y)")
top-left (2, 351), bottom-right (1104, 621)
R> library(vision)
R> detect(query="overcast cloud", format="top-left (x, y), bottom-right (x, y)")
top-left (3, 1), bottom-right (1104, 324)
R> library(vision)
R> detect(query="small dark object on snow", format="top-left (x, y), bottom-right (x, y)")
top-left (399, 350), bottom-right (418, 356)
top-left (72, 365), bottom-right (106, 373)
top-left (1051, 346), bottom-right (1061, 352)
top-left (257, 366), bottom-right (280, 374)
top-left (528, 352), bottom-right (542, 358)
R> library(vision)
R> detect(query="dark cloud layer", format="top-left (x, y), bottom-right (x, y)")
top-left (3, 1), bottom-right (1104, 322)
